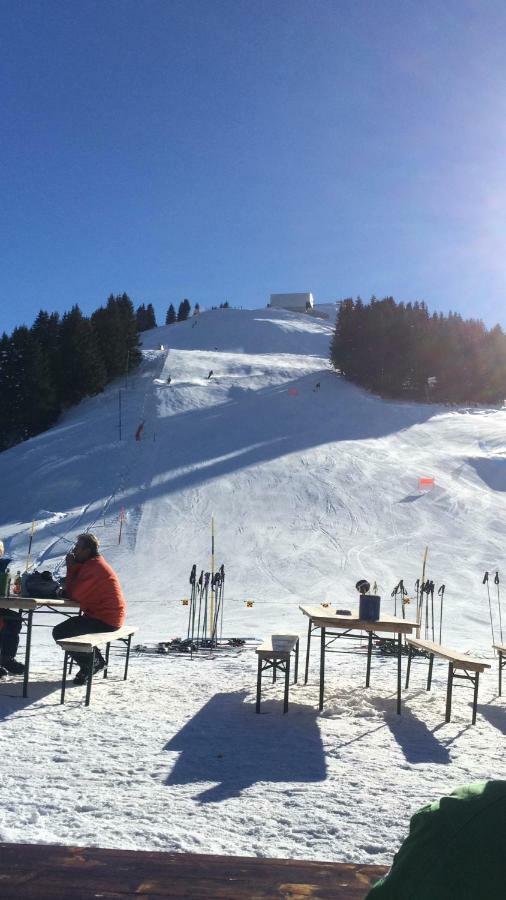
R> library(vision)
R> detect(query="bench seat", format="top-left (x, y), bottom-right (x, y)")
top-left (57, 625), bottom-right (137, 706)
top-left (406, 637), bottom-right (490, 673)
top-left (57, 625), bottom-right (137, 654)
top-left (256, 634), bottom-right (300, 713)
top-left (405, 637), bottom-right (490, 724)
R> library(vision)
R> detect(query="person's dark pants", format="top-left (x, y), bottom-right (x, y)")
top-left (52, 615), bottom-right (117, 673)
top-left (0, 611), bottom-right (22, 659)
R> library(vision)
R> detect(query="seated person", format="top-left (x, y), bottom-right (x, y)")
top-left (53, 533), bottom-right (126, 685)
top-left (0, 539), bottom-right (24, 678)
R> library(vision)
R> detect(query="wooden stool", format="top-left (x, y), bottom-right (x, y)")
top-left (256, 635), bottom-right (299, 713)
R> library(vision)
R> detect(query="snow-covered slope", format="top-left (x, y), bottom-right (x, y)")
top-left (1, 306), bottom-right (505, 862)
top-left (2, 306), bottom-right (505, 646)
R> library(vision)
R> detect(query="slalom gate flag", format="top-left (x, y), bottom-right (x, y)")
top-left (288, 388), bottom-right (298, 396)
top-left (418, 477), bottom-right (435, 489)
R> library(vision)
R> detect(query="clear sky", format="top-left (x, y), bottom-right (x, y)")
top-left (1, 0), bottom-right (505, 334)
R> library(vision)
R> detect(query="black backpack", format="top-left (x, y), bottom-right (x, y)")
top-left (23, 570), bottom-right (60, 599)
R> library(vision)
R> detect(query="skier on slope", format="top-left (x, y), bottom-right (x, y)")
top-left (207, 370), bottom-right (213, 380)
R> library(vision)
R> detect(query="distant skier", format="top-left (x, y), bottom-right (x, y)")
top-left (207, 370), bottom-right (214, 380)
top-left (314, 382), bottom-right (321, 392)
top-left (135, 421), bottom-right (145, 442)
top-left (166, 375), bottom-right (172, 385)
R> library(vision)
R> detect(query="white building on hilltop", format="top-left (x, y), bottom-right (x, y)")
top-left (269, 292), bottom-right (314, 312)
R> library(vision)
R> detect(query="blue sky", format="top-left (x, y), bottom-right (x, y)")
top-left (1, 0), bottom-right (505, 333)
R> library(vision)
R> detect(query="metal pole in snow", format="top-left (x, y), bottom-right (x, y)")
top-left (210, 517), bottom-right (215, 638)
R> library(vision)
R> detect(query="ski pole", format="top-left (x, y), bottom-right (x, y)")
top-left (438, 584), bottom-right (445, 644)
top-left (202, 572), bottom-right (210, 643)
top-left (423, 581), bottom-right (429, 639)
top-left (220, 563), bottom-right (225, 641)
top-left (483, 572), bottom-right (495, 648)
top-left (399, 579), bottom-right (406, 620)
top-left (495, 572), bottom-right (503, 644)
top-left (391, 582), bottom-right (399, 617)
top-left (414, 578), bottom-right (421, 636)
top-left (188, 564), bottom-right (197, 640)
top-left (194, 570), bottom-right (204, 655)
top-left (429, 580), bottom-right (435, 641)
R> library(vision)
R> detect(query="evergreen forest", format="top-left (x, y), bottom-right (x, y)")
top-left (0, 293), bottom-right (142, 451)
top-left (330, 297), bottom-right (506, 404)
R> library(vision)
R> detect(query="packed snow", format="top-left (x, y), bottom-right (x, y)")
top-left (0, 306), bottom-right (505, 863)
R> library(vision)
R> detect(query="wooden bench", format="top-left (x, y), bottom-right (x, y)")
top-left (494, 643), bottom-right (506, 696)
top-left (405, 637), bottom-right (490, 724)
top-left (256, 635), bottom-right (299, 713)
top-left (0, 842), bottom-right (388, 898)
top-left (57, 625), bottom-right (137, 706)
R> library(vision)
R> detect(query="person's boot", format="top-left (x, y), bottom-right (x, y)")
top-left (73, 656), bottom-right (104, 685)
top-left (0, 665), bottom-right (8, 678)
top-left (0, 656), bottom-right (25, 675)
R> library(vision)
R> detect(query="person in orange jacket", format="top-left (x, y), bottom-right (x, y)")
top-left (52, 533), bottom-right (126, 685)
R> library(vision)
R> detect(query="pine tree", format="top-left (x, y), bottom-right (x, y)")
top-left (166, 304), bottom-right (176, 325)
top-left (58, 306), bottom-right (107, 406)
top-left (136, 304), bottom-right (147, 331)
top-left (177, 300), bottom-right (191, 322)
top-left (145, 303), bottom-right (157, 329)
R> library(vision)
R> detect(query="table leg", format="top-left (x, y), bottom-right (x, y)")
top-left (445, 662), bottom-right (453, 723)
top-left (304, 618), bottom-right (312, 684)
top-left (124, 634), bottom-right (132, 681)
top-left (365, 631), bottom-right (373, 687)
top-left (319, 627), bottom-right (325, 711)
top-left (472, 672), bottom-right (480, 725)
top-left (427, 653), bottom-right (434, 690)
top-left (284, 656), bottom-right (290, 713)
top-left (256, 656), bottom-right (262, 713)
top-left (397, 632), bottom-right (402, 715)
top-left (23, 609), bottom-right (33, 699)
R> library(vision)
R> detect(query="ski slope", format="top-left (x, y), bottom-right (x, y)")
top-left (0, 306), bottom-right (505, 862)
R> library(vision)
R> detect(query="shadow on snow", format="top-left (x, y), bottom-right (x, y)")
top-left (163, 690), bottom-right (326, 803)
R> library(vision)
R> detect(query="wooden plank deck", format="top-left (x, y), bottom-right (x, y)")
top-left (0, 843), bottom-right (388, 898)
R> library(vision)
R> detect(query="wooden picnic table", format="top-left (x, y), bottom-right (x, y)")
top-left (0, 596), bottom-right (80, 696)
top-left (300, 605), bottom-right (418, 714)
top-left (0, 842), bottom-right (388, 898)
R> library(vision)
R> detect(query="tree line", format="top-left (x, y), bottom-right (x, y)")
top-left (330, 297), bottom-right (506, 404)
top-left (0, 294), bottom-right (142, 451)
top-left (0, 294), bottom-right (203, 452)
